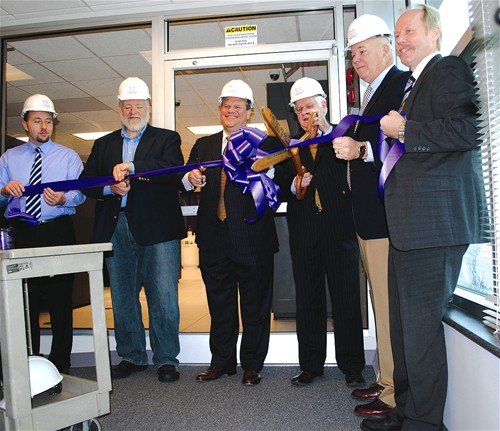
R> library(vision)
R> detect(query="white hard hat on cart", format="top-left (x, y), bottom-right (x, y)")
top-left (0, 356), bottom-right (63, 410)
top-left (346, 14), bottom-right (392, 49)
top-left (218, 80), bottom-right (255, 108)
top-left (21, 94), bottom-right (58, 119)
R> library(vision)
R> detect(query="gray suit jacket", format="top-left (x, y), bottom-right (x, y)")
top-left (384, 55), bottom-right (489, 251)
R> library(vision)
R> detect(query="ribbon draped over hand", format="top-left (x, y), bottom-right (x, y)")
top-left (9, 114), bottom-right (383, 224)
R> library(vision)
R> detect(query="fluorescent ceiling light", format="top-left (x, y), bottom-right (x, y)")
top-left (73, 131), bottom-right (111, 140)
top-left (6, 64), bottom-right (34, 82)
top-left (187, 123), bottom-right (267, 135)
top-left (17, 136), bottom-right (29, 142)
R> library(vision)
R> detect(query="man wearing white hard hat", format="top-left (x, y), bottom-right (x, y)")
top-left (80, 77), bottom-right (186, 383)
top-left (333, 14), bottom-right (410, 418)
top-left (0, 94), bottom-right (85, 374)
top-left (182, 80), bottom-right (280, 385)
top-left (276, 77), bottom-right (365, 387)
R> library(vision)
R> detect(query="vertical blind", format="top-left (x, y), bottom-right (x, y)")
top-left (470, 0), bottom-right (500, 334)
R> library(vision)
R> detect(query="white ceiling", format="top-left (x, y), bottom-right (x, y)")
top-left (1, 0), bottom-right (341, 161)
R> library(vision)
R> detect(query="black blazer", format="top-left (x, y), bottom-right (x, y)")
top-left (385, 55), bottom-right (489, 250)
top-left (80, 125), bottom-right (186, 246)
top-left (348, 66), bottom-right (411, 240)
top-left (274, 128), bottom-right (356, 250)
top-left (185, 131), bottom-right (279, 255)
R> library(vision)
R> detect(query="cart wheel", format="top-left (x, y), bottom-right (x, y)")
top-left (69, 418), bottom-right (101, 431)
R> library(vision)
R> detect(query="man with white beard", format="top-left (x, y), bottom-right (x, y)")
top-left (80, 77), bottom-right (186, 384)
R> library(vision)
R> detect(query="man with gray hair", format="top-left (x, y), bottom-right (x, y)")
top-left (333, 14), bottom-right (410, 418)
top-left (80, 77), bottom-right (186, 383)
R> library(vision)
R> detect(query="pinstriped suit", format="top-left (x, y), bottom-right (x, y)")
top-left (275, 130), bottom-right (365, 376)
top-left (185, 131), bottom-right (279, 372)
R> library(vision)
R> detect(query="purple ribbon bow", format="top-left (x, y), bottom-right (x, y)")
top-left (226, 126), bottom-right (281, 223)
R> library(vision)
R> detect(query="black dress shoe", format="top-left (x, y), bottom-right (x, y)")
top-left (111, 360), bottom-right (148, 379)
top-left (360, 415), bottom-right (403, 431)
top-left (352, 383), bottom-right (384, 400)
top-left (158, 364), bottom-right (180, 382)
top-left (196, 365), bottom-right (237, 382)
top-left (242, 369), bottom-right (261, 385)
top-left (355, 398), bottom-right (394, 417)
top-left (345, 371), bottom-right (365, 387)
top-left (291, 370), bottom-right (323, 386)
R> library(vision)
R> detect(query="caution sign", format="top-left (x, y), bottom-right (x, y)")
top-left (225, 25), bottom-right (257, 48)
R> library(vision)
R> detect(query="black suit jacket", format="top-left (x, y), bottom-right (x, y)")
top-left (348, 66), bottom-right (411, 240)
top-left (275, 129), bottom-right (355, 249)
top-left (385, 55), bottom-right (489, 250)
top-left (185, 131), bottom-right (279, 255)
top-left (80, 124), bottom-right (186, 246)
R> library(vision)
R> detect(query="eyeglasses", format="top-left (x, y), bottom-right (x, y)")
top-left (294, 103), bottom-right (317, 114)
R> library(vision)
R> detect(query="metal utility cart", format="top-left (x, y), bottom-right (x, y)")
top-left (0, 243), bottom-right (112, 431)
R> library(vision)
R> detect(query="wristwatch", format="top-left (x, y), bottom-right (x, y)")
top-left (398, 120), bottom-right (407, 143)
top-left (358, 142), bottom-right (367, 159)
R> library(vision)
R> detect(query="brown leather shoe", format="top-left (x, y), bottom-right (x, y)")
top-left (242, 369), bottom-right (261, 385)
top-left (196, 365), bottom-right (236, 382)
top-left (352, 383), bottom-right (384, 400)
top-left (355, 398), bottom-right (394, 417)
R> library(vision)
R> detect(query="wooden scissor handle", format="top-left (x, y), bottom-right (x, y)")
top-left (295, 114), bottom-right (318, 200)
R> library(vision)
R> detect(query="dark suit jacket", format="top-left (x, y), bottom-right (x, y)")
top-left (384, 55), bottom-right (489, 251)
top-left (80, 124), bottom-right (186, 246)
top-left (348, 66), bottom-right (410, 240)
top-left (275, 129), bottom-right (355, 250)
top-left (185, 131), bottom-right (279, 255)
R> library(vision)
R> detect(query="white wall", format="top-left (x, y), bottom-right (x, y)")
top-left (444, 325), bottom-right (500, 431)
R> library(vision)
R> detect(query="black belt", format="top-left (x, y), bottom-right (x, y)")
top-left (11, 215), bottom-right (69, 226)
top-left (120, 207), bottom-right (126, 212)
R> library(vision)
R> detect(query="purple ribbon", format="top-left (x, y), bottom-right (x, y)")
top-left (377, 116), bottom-right (407, 199)
top-left (286, 113), bottom-right (382, 150)
top-left (8, 160), bottom-right (222, 225)
top-left (9, 114), bottom-right (383, 224)
top-left (226, 126), bottom-right (281, 222)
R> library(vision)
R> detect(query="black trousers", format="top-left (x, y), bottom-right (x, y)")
top-left (8, 216), bottom-right (76, 372)
top-left (388, 244), bottom-right (468, 430)
top-left (290, 216), bottom-right (365, 376)
top-left (199, 221), bottom-right (274, 372)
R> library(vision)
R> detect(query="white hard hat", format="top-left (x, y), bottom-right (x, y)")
top-left (21, 94), bottom-right (58, 119)
top-left (117, 77), bottom-right (151, 101)
top-left (346, 14), bottom-right (392, 49)
top-left (218, 80), bottom-right (254, 108)
top-left (28, 356), bottom-right (63, 397)
top-left (289, 77), bottom-right (326, 105)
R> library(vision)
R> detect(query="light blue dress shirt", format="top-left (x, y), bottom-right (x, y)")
top-left (0, 139), bottom-right (85, 221)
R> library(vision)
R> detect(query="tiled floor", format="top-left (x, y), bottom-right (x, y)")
top-left (39, 267), bottom-right (297, 333)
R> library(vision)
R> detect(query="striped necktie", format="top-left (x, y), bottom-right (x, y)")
top-left (26, 147), bottom-right (42, 219)
top-left (399, 76), bottom-right (415, 113)
top-left (354, 85), bottom-right (373, 133)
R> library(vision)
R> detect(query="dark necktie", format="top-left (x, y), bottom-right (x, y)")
top-left (26, 147), bottom-right (42, 219)
top-left (399, 76), bottom-right (415, 113)
top-left (378, 76), bottom-right (416, 198)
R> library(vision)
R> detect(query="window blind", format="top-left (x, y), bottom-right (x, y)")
top-left (470, 0), bottom-right (500, 335)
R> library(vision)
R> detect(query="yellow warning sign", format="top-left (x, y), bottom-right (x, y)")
top-left (225, 25), bottom-right (258, 47)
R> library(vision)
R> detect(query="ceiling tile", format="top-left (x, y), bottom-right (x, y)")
top-left (43, 58), bottom-right (121, 81)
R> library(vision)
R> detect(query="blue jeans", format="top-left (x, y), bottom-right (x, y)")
top-left (106, 213), bottom-right (180, 368)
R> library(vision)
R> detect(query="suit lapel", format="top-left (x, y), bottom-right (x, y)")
top-left (402, 54), bottom-right (442, 115)
top-left (363, 66), bottom-right (398, 116)
top-left (134, 125), bottom-right (155, 160)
